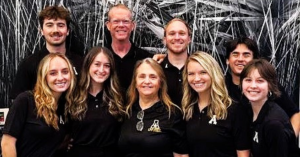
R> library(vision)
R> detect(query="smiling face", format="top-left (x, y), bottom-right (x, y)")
top-left (163, 20), bottom-right (191, 55)
top-left (106, 7), bottom-right (135, 42)
top-left (89, 52), bottom-right (111, 87)
top-left (46, 56), bottom-right (71, 97)
top-left (135, 63), bottom-right (160, 99)
top-left (187, 60), bottom-right (212, 95)
top-left (227, 44), bottom-right (254, 78)
top-left (242, 68), bottom-right (269, 105)
top-left (41, 18), bottom-right (69, 47)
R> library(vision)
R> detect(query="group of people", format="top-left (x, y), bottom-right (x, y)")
top-left (1, 3), bottom-right (300, 157)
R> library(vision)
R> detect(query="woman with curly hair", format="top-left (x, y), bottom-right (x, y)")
top-left (182, 51), bottom-right (251, 157)
top-left (1, 53), bottom-right (76, 157)
top-left (67, 46), bottom-right (125, 157)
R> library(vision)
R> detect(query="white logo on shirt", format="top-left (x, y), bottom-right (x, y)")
top-left (208, 115), bottom-right (217, 125)
top-left (253, 131), bottom-right (259, 143)
top-left (60, 115), bottom-right (65, 124)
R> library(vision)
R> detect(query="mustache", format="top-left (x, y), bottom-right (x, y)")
top-left (49, 32), bottom-right (63, 36)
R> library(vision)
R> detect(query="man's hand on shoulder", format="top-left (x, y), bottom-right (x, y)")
top-left (153, 54), bottom-right (166, 64)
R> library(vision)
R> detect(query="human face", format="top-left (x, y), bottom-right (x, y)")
top-left (242, 69), bottom-right (269, 105)
top-left (89, 52), bottom-right (111, 87)
top-left (226, 44), bottom-right (254, 77)
top-left (46, 57), bottom-right (71, 97)
top-left (136, 63), bottom-right (160, 98)
top-left (41, 18), bottom-right (69, 47)
top-left (164, 20), bottom-right (191, 55)
top-left (106, 8), bottom-right (135, 42)
top-left (187, 60), bottom-right (211, 95)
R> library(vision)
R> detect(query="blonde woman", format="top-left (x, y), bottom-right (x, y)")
top-left (1, 53), bottom-right (75, 157)
top-left (118, 58), bottom-right (188, 157)
top-left (182, 52), bottom-right (250, 157)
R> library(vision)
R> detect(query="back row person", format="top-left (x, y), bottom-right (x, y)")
top-left (105, 3), bottom-right (165, 94)
top-left (9, 6), bottom-right (83, 100)
top-left (224, 37), bottom-right (300, 136)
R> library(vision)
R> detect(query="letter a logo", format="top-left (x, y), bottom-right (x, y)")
top-left (208, 115), bottom-right (217, 125)
top-left (253, 131), bottom-right (259, 143)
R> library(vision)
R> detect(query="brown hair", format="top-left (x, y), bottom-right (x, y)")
top-left (240, 59), bottom-right (281, 99)
top-left (70, 46), bottom-right (125, 121)
top-left (39, 5), bottom-right (71, 29)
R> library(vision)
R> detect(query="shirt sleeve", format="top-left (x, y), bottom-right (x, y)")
top-left (232, 104), bottom-right (251, 150)
top-left (169, 109), bottom-right (188, 154)
top-left (3, 92), bottom-right (31, 138)
top-left (263, 120), bottom-right (290, 157)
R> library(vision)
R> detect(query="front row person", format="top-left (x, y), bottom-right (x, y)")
top-left (118, 58), bottom-right (188, 157)
top-left (240, 59), bottom-right (300, 157)
top-left (182, 51), bottom-right (251, 157)
top-left (67, 46), bottom-right (125, 156)
top-left (1, 53), bottom-right (75, 157)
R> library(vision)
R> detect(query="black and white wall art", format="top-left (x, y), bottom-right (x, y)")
top-left (0, 0), bottom-right (299, 107)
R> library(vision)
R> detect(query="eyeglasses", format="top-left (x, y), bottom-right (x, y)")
top-left (136, 110), bottom-right (144, 131)
top-left (109, 19), bottom-right (132, 25)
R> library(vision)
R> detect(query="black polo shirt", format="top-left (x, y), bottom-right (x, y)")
top-left (186, 103), bottom-right (251, 157)
top-left (118, 101), bottom-right (188, 157)
top-left (225, 74), bottom-right (299, 118)
top-left (67, 91), bottom-right (121, 157)
top-left (10, 46), bottom-right (83, 99)
top-left (107, 44), bottom-right (153, 92)
top-left (161, 57), bottom-right (184, 107)
top-left (250, 100), bottom-right (300, 157)
top-left (3, 91), bottom-right (67, 157)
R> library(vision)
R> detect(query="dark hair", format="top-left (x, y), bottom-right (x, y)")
top-left (225, 37), bottom-right (259, 59)
top-left (240, 59), bottom-right (281, 100)
top-left (39, 5), bottom-right (71, 29)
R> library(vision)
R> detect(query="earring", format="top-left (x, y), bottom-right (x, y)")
top-left (268, 91), bottom-right (272, 97)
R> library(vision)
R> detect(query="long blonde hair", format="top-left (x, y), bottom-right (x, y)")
top-left (70, 46), bottom-right (125, 121)
top-left (34, 53), bottom-right (76, 130)
top-left (182, 52), bottom-right (232, 120)
top-left (126, 58), bottom-right (179, 118)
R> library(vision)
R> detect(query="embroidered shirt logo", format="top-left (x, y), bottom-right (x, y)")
top-left (253, 131), bottom-right (259, 143)
top-left (208, 115), bottom-right (217, 125)
top-left (60, 115), bottom-right (65, 124)
top-left (148, 119), bottom-right (161, 132)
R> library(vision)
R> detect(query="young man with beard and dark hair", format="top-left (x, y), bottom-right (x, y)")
top-left (10, 5), bottom-right (83, 100)
top-left (160, 18), bottom-right (191, 107)
top-left (225, 37), bottom-right (300, 136)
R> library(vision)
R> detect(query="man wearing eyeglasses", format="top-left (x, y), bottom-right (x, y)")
top-left (105, 4), bottom-right (155, 93)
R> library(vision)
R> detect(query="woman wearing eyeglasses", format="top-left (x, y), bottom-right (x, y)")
top-left (182, 52), bottom-right (251, 157)
top-left (66, 47), bottom-right (125, 157)
top-left (118, 58), bottom-right (188, 157)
